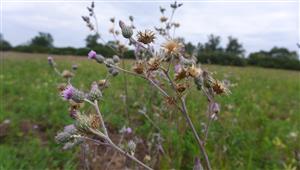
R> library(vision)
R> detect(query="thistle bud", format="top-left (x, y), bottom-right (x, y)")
top-left (63, 138), bottom-right (84, 150)
top-left (87, 82), bottom-right (102, 101)
top-left (47, 56), bottom-right (56, 67)
top-left (105, 58), bottom-right (115, 67)
top-left (55, 124), bottom-right (77, 144)
top-left (95, 54), bottom-right (105, 63)
top-left (119, 21), bottom-right (133, 39)
top-left (108, 67), bottom-right (119, 76)
top-left (127, 140), bottom-right (136, 155)
top-left (194, 76), bottom-right (204, 90)
top-left (112, 55), bottom-right (120, 63)
top-left (72, 64), bottom-right (78, 71)
top-left (75, 114), bottom-right (100, 133)
top-left (209, 102), bottom-right (220, 114)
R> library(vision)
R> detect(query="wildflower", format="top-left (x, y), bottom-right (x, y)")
top-left (88, 50), bottom-right (97, 59)
top-left (62, 85), bottom-right (75, 100)
top-left (133, 61), bottom-right (144, 74)
top-left (137, 30), bottom-right (155, 44)
top-left (62, 85), bottom-right (85, 103)
top-left (119, 20), bottom-right (133, 39)
top-left (187, 65), bottom-right (202, 78)
top-left (160, 16), bottom-right (168, 23)
top-left (112, 55), bottom-right (120, 63)
top-left (162, 40), bottom-right (183, 55)
top-left (148, 57), bottom-right (161, 71)
top-left (86, 82), bottom-right (102, 101)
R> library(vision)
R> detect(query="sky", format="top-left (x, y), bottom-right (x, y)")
top-left (1, 0), bottom-right (299, 55)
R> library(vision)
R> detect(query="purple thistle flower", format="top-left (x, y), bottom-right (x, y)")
top-left (126, 127), bottom-right (132, 134)
top-left (62, 85), bottom-right (75, 100)
top-left (174, 64), bottom-right (182, 73)
top-left (88, 50), bottom-right (97, 59)
top-left (48, 56), bottom-right (55, 66)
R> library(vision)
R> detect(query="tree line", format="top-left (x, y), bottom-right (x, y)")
top-left (1, 32), bottom-right (299, 70)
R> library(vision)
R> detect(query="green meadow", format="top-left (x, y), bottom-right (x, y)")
top-left (1, 52), bottom-right (299, 169)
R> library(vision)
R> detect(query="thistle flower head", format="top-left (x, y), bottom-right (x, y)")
top-left (147, 57), bottom-right (161, 71)
top-left (108, 67), bottom-right (119, 76)
top-left (62, 85), bottom-right (85, 103)
top-left (209, 102), bottom-right (220, 114)
top-left (162, 39), bottom-right (183, 56)
top-left (174, 68), bottom-right (188, 81)
top-left (132, 60), bottom-right (144, 74)
top-left (75, 113), bottom-right (100, 132)
top-left (212, 80), bottom-right (230, 95)
top-left (62, 85), bottom-right (75, 100)
top-left (88, 50), bottom-right (97, 59)
top-left (105, 58), bottom-right (115, 67)
top-left (137, 30), bottom-right (155, 44)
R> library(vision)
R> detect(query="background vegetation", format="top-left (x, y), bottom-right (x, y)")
top-left (1, 32), bottom-right (299, 70)
top-left (1, 52), bottom-right (299, 169)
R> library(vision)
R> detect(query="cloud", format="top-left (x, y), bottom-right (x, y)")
top-left (2, 1), bottom-right (299, 54)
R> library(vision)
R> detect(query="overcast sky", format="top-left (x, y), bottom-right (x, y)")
top-left (1, 0), bottom-right (299, 55)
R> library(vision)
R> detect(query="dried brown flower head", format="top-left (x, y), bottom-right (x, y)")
top-left (98, 79), bottom-right (109, 89)
top-left (176, 83), bottom-right (187, 93)
top-left (172, 22), bottom-right (180, 28)
top-left (57, 83), bottom-right (67, 92)
top-left (162, 40), bottom-right (183, 55)
top-left (160, 16), bottom-right (168, 22)
top-left (90, 114), bottom-right (101, 129)
top-left (165, 96), bottom-right (176, 106)
top-left (137, 30), bottom-right (155, 44)
top-left (175, 68), bottom-right (188, 81)
top-left (212, 80), bottom-right (230, 95)
top-left (147, 57), bottom-right (161, 71)
top-left (62, 70), bottom-right (74, 79)
top-left (109, 28), bottom-right (114, 34)
top-left (187, 65), bottom-right (203, 78)
top-left (133, 61), bottom-right (144, 74)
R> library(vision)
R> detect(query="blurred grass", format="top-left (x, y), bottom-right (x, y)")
top-left (1, 52), bottom-right (300, 169)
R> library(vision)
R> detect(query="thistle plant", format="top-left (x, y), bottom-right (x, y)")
top-left (50, 1), bottom-right (231, 170)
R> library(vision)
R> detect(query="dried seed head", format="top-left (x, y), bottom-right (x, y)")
top-left (137, 30), bottom-right (156, 44)
top-left (212, 80), bottom-right (230, 95)
top-left (165, 96), bottom-right (176, 106)
top-left (62, 70), bottom-right (74, 79)
top-left (98, 79), bottom-right (108, 88)
top-left (57, 83), bottom-right (67, 92)
top-left (172, 22), bottom-right (180, 28)
top-left (162, 40), bottom-right (183, 56)
top-left (176, 83), bottom-right (187, 93)
top-left (175, 68), bottom-right (188, 81)
top-left (147, 57), bottom-right (161, 71)
top-left (133, 61), bottom-right (144, 74)
top-left (160, 16), bottom-right (168, 23)
top-left (187, 65), bottom-right (202, 78)
top-left (110, 17), bottom-right (115, 23)
top-left (127, 140), bottom-right (136, 155)
top-left (75, 114), bottom-right (100, 132)
top-left (109, 28), bottom-right (114, 34)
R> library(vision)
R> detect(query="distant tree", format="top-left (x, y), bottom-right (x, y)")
top-left (30, 32), bottom-right (54, 48)
top-left (225, 36), bottom-right (245, 57)
top-left (204, 34), bottom-right (223, 52)
top-left (184, 42), bottom-right (196, 56)
top-left (0, 34), bottom-right (12, 51)
top-left (85, 33), bottom-right (100, 48)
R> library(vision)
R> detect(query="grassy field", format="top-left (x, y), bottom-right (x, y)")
top-left (1, 52), bottom-right (300, 170)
